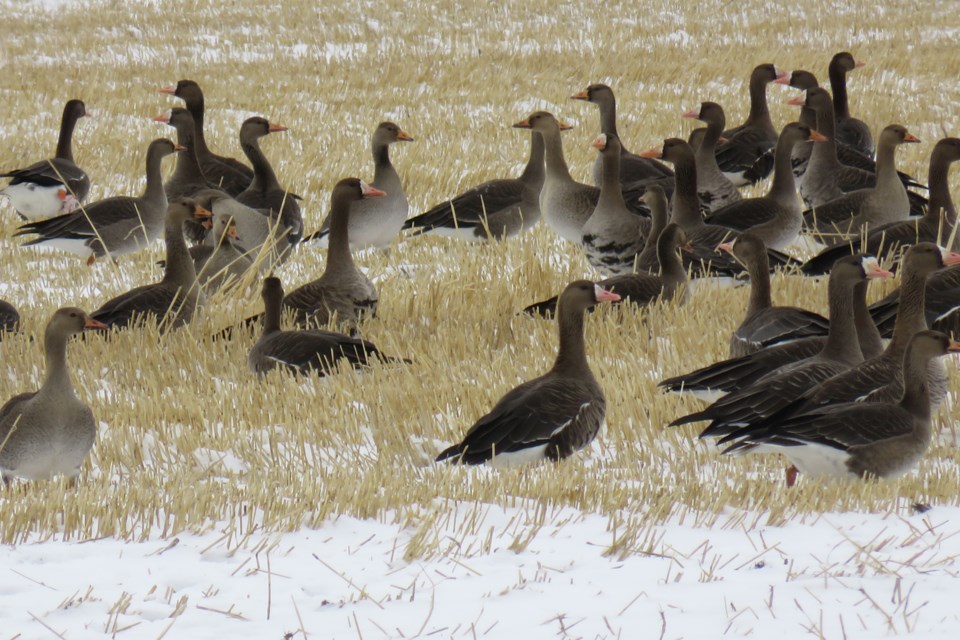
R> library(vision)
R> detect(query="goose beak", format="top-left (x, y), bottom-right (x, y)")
top-left (174, 144), bottom-right (188, 153)
top-left (158, 86), bottom-right (176, 95)
top-left (268, 123), bottom-right (288, 133)
top-left (397, 130), bottom-right (415, 142)
top-left (948, 340), bottom-right (960, 353)
top-left (904, 132), bottom-right (921, 143)
top-left (83, 316), bottom-right (108, 330)
top-left (361, 182), bottom-right (386, 198)
top-left (681, 108), bottom-right (701, 119)
top-left (153, 113), bottom-right (171, 124)
top-left (681, 241), bottom-right (694, 254)
top-left (193, 205), bottom-right (213, 220)
top-left (82, 109), bottom-right (93, 118)
top-left (862, 257), bottom-right (894, 279)
top-left (594, 284), bottom-right (621, 303)
top-left (558, 121), bottom-right (574, 131)
top-left (855, 60), bottom-right (866, 68)
top-left (808, 129), bottom-right (829, 142)
top-left (512, 119), bottom-right (532, 129)
top-left (717, 241), bottom-right (735, 254)
top-left (940, 248), bottom-right (960, 266)
top-left (718, 136), bottom-right (730, 144)
top-left (591, 134), bottom-right (607, 150)
top-left (774, 73), bottom-right (793, 85)
top-left (787, 96), bottom-right (806, 106)
top-left (227, 224), bottom-right (239, 240)
top-left (571, 90), bottom-right (590, 100)
top-left (638, 148), bottom-right (662, 159)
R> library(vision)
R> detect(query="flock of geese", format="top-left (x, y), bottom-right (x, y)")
top-left (1, 52), bottom-right (959, 490)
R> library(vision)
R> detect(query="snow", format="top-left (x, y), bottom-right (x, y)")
top-left (3, 504), bottom-right (960, 638)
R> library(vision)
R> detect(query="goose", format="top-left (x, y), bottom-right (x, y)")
top-left (570, 83), bottom-right (673, 185)
top-left (682, 102), bottom-right (741, 212)
top-left (193, 213), bottom-right (253, 293)
top-left (0, 300), bottom-right (20, 337)
top-left (248, 276), bottom-right (407, 377)
top-left (437, 280), bottom-right (619, 466)
top-left (309, 122), bottom-right (414, 250)
top-left (192, 188), bottom-right (294, 270)
top-left (829, 52), bottom-right (874, 158)
top-left (705, 122), bottom-right (826, 250)
top-left (524, 224), bottom-right (690, 316)
top-left (159, 79), bottom-right (253, 195)
top-left (402, 129), bottom-right (544, 240)
top-left (671, 255), bottom-right (892, 435)
top-left (1, 99), bottom-right (90, 220)
top-left (234, 117), bottom-right (303, 247)
top-left (0, 307), bottom-right (105, 484)
top-left (16, 139), bottom-right (181, 265)
top-left (721, 330), bottom-right (960, 484)
top-left (90, 198), bottom-right (208, 331)
top-left (715, 63), bottom-right (789, 185)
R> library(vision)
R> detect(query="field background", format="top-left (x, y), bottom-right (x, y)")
top-left (2, 0), bottom-right (960, 638)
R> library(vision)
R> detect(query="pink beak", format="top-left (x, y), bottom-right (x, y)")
top-left (682, 108), bottom-right (700, 119)
top-left (361, 182), bottom-right (386, 198)
top-left (594, 284), bottom-right (621, 303)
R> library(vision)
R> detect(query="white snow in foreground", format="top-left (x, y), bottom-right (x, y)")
top-left (2, 504), bottom-right (959, 638)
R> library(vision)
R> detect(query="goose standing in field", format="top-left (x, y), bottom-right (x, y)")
top-left (402, 129), bottom-right (544, 240)
top-left (310, 122), bottom-right (413, 250)
top-left (672, 255), bottom-right (892, 437)
top-left (512, 111), bottom-right (647, 243)
top-left (159, 80), bottom-right (253, 195)
top-left (234, 117), bottom-right (303, 247)
top-left (774, 70), bottom-right (820, 183)
top-left (237, 178), bottom-right (383, 334)
top-left (248, 277), bottom-right (406, 377)
top-left (803, 125), bottom-right (919, 240)
top-left (16, 139), bottom-right (182, 265)
top-left (581, 133), bottom-right (652, 276)
top-left (193, 213), bottom-right (253, 293)
top-left (715, 63), bottom-right (789, 185)
top-left (570, 83), bottom-right (673, 185)
top-left (721, 330), bottom-right (960, 484)
top-left (0, 300), bottom-right (20, 337)
top-left (0, 307), bottom-right (106, 484)
top-left (682, 102), bottom-right (740, 211)
top-left (719, 233), bottom-right (829, 357)
top-left (704, 122), bottom-right (826, 250)
top-left (801, 138), bottom-right (960, 275)
top-left (153, 108), bottom-right (219, 201)
top-left (438, 280), bottom-right (619, 466)
top-left (1, 99), bottom-right (90, 220)
top-left (727, 244), bottom-right (960, 442)
top-left (658, 276), bottom-right (883, 402)
top-left (829, 52), bottom-right (874, 157)
top-left (524, 223), bottom-right (690, 316)
top-left (91, 199), bottom-right (208, 331)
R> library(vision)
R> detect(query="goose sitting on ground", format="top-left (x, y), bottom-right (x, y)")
top-left (16, 139), bottom-right (182, 265)
top-left (721, 330), bottom-right (960, 484)
top-left (1, 99), bottom-right (90, 220)
top-left (309, 122), bottom-right (414, 250)
top-left (91, 199), bottom-right (208, 331)
top-left (402, 129), bottom-right (544, 240)
top-left (0, 307), bottom-right (106, 484)
top-left (525, 224), bottom-right (689, 317)
top-left (248, 277), bottom-right (408, 377)
top-left (437, 280), bottom-right (619, 466)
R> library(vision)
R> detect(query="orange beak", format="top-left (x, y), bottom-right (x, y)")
top-left (397, 130), bottom-right (415, 142)
top-left (158, 86), bottom-right (176, 95)
top-left (83, 316), bottom-right (108, 330)
top-left (268, 123), bottom-right (288, 133)
top-left (591, 135), bottom-right (607, 150)
top-left (193, 205), bottom-right (213, 220)
top-left (174, 144), bottom-right (188, 152)
top-left (637, 147), bottom-right (662, 159)
top-left (571, 90), bottom-right (590, 100)
top-left (904, 132), bottom-right (921, 143)
top-left (361, 182), bottom-right (386, 198)
top-left (512, 119), bottom-right (532, 129)
top-left (948, 340), bottom-right (960, 353)
top-left (558, 121), bottom-right (574, 131)
top-left (787, 96), bottom-right (806, 106)
top-left (227, 224), bottom-right (239, 240)
top-left (808, 129), bottom-right (828, 142)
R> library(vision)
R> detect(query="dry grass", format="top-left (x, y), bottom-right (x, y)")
top-left (1, 0), bottom-right (959, 552)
